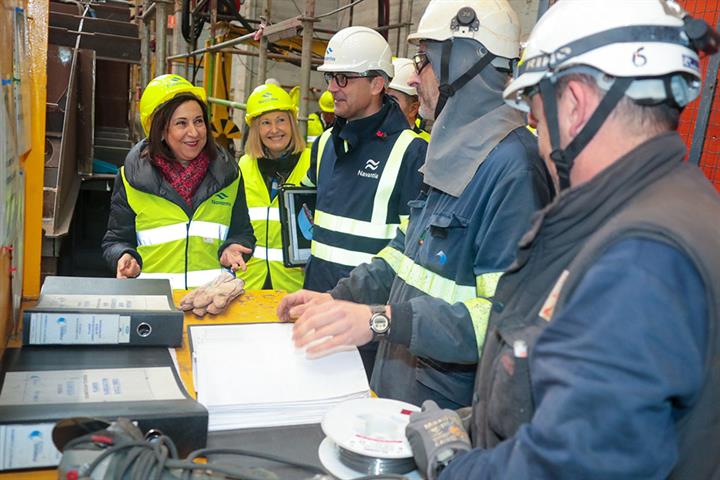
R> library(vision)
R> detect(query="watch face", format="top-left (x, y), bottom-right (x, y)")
top-left (371, 314), bottom-right (390, 334)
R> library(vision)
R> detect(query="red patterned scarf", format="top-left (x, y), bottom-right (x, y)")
top-left (152, 151), bottom-right (211, 207)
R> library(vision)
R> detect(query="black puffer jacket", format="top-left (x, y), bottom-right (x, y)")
top-left (101, 140), bottom-right (255, 272)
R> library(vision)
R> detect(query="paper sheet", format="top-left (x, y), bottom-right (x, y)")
top-left (190, 323), bottom-right (370, 430)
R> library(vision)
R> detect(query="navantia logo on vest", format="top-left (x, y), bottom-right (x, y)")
top-left (212, 192), bottom-right (231, 206)
top-left (357, 159), bottom-right (380, 179)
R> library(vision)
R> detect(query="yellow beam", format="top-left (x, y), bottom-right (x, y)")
top-left (21, 0), bottom-right (49, 299)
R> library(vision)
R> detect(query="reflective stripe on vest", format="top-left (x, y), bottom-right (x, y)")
top-left (239, 150), bottom-right (310, 291)
top-left (247, 207), bottom-right (280, 222)
top-left (313, 210), bottom-right (397, 239)
top-left (122, 166), bottom-right (239, 290)
top-left (378, 244), bottom-right (501, 353)
top-left (311, 242), bottom-right (375, 267)
top-left (137, 221), bottom-right (229, 247)
top-left (253, 246), bottom-right (285, 263)
top-left (310, 129), bottom-right (418, 267)
top-left (138, 269), bottom-right (227, 290)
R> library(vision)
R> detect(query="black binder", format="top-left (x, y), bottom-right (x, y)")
top-left (22, 276), bottom-right (183, 347)
top-left (0, 346), bottom-right (208, 471)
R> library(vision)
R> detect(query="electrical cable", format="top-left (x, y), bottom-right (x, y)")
top-left (315, 0), bottom-right (366, 20)
top-left (185, 447), bottom-right (329, 476)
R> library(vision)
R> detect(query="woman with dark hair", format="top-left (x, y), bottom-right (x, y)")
top-left (102, 74), bottom-right (255, 290)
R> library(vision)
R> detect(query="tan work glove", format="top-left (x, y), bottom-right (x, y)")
top-left (179, 272), bottom-right (245, 317)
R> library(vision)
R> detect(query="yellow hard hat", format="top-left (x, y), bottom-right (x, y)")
top-left (245, 83), bottom-right (297, 126)
top-left (318, 90), bottom-right (334, 113)
top-left (139, 74), bottom-right (207, 135)
top-left (289, 86), bottom-right (301, 110)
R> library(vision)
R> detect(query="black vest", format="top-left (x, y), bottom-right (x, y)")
top-left (471, 132), bottom-right (720, 479)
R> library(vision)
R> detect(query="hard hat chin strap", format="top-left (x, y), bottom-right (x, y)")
top-left (538, 76), bottom-right (632, 190)
top-left (435, 41), bottom-right (496, 119)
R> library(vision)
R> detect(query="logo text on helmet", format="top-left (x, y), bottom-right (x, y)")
top-left (523, 47), bottom-right (573, 73)
top-left (325, 46), bottom-right (336, 62)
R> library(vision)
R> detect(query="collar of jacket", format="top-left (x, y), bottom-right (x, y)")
top-left (124, 139), bottom-right (237, 195)
top-left (257, 151), bottom-right (301, 181)
top-left (331, 95), bottom-right (410, 150)
top-left (519, 132), bottom-right (686, 251)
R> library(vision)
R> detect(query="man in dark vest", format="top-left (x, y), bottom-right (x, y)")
top-left (405, 1), bottom-right (720, 479)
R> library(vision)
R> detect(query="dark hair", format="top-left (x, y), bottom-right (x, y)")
top-left (556, 73), bottom-right (680, 134)
top-left (145, 93), bottom-right (218, 161)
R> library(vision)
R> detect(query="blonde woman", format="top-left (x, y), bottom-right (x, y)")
top-left (240, 83), bottom-right (310, 291)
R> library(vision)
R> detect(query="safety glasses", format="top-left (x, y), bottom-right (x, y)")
top-left (323, 72), bottom-right (375, 88)
top-left (412, 52), bottom-right (430, 75)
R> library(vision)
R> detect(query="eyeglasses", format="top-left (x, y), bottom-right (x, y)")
top-left (515, 84), bottom-right (541, 110)
top-left (412, 52), bottom-right (430, 75)
top-left (323, 72), bottom-right (375, 88)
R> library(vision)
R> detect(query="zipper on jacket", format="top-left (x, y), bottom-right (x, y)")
top-left (184, 221), bottom-right (190, 290)
top-left (265, 205), bottom-right (271, 287)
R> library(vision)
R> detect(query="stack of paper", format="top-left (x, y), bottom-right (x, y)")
top-left (189, 323), bottom-right (371, 431)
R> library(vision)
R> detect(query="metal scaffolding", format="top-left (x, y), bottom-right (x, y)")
top-left (136, 0), bottom-right (410, 138)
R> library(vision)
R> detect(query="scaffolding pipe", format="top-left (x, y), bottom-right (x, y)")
top-left (167, 31), bottom-right (257, 60)
top-left (208, 96), bottom-right (247, 110)
top-left (141, 0), bottom-right (151, 86)
top-left (155, 0), bottom-right (168, 75)
top-left (140, 1), bottom-right (156, 19)
top-left (400, 0), bottom-right (414, 57)
top-left (299, 0), bottom-right (316, 138)
top-left (257, 0), bottom-right (271, 86)
top-left (169, 48), bottom-right (323, 64)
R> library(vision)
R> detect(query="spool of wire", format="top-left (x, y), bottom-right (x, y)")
top-left (320, 398), bottom-right (422, 478)
top-left (338, 445), bottom-right (417, 475)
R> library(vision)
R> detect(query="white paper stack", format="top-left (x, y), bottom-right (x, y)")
top-left (189, 323), bottom-right (371, 431)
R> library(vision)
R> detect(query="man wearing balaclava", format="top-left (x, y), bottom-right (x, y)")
top-left (278, 0), bottom-right (553, 410)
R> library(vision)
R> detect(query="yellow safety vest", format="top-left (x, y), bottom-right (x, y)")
top-left (121, 167), bottom-right (239, 290)
top-left (305, 128), bottom-right (420, 267)
top-left (239, 149), bottom-right (311, 291)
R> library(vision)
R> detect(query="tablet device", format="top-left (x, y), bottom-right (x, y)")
top-left (278, 186), bottom-right (317, 267)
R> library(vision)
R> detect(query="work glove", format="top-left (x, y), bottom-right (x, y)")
top-left (406, 400), bottom-right (471, 480)
top-left (179, 272), bottom-right (245, 317)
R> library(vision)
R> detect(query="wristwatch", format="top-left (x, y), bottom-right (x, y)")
top-left (369, 305), bottom-right (391, 338)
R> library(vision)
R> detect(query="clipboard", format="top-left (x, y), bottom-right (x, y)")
top-left (278, 186), bottom-right (317, 267)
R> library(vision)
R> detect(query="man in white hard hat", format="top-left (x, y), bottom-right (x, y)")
top-left (298, 26), bottom-right (428, 377)
top-left (280, 0), bottom-right (553, 408)
top-left (387, 57), bottom-right (430, 141)
top-left (403, 1), bottom-right (720, 479)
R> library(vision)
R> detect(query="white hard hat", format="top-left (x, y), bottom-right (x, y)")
top-left (407, 0), bottom-right (520, 60)
top-left (318, 26), bottom-right (394, 77)
top-left (504, 0), bottom-right (703, 112)
top-left (388, 58), bottom-right (417, 96)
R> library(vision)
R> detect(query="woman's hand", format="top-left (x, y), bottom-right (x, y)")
top-left (220, 243), bottom-right (253, 272)
top-left (116, 253), bottom-right (141, 278)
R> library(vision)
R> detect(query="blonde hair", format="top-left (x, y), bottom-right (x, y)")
top-left (244, 110), bottom-right (306, 159)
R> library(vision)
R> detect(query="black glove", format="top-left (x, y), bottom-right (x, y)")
top-left (405, 400), bottom-right (471, 480)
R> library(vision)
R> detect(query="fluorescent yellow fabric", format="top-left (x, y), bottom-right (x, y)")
top-left (239, 149), bottom-right (311, 291)
top-left (121, 166), bottom-right (238, 289)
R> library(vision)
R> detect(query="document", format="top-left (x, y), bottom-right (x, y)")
top-left (28, 313), bottom-right (130, 345)
top-left (190, 323), bottom-right (370, 430)
top-left (0, 367), bottom-right (186, 405)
